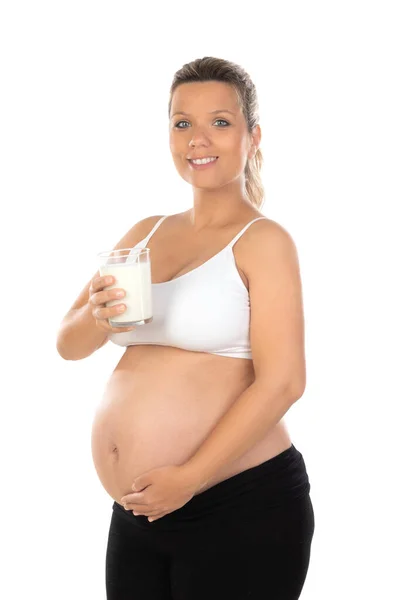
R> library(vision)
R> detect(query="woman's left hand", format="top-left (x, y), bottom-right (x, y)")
top-left (120, 464), bottom-right (198, 522)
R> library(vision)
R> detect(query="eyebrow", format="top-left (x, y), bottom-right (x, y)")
top-left (170, 109), bottom-right (236, 119)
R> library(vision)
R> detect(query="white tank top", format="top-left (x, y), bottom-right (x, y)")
top-left (108, 215), bottom-right (268, 359)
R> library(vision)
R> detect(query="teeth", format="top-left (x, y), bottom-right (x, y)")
top-left (191, 157), bottom-right (217, 165)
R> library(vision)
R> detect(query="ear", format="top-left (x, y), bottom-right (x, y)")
top-left (249, 124), bottom-right (262, 159)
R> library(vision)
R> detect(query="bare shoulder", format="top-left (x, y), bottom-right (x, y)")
top-left (240, 217), bottom-right (300, 282)
top-left (244, 216), bottom-right (297, 250)
top-left (107, 214), bottom-right (167, 252)
top-left (137, 214), bottom-right (167, 235)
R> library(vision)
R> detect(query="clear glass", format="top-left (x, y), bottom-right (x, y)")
top-left (97, 247), bottom-right (153, 327)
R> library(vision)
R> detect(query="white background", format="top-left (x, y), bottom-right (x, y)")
top-left (1, 1), bottom-right (399, 598)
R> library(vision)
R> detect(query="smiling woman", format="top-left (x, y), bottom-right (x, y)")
top-left (58, 56), bottom-right (315, 600)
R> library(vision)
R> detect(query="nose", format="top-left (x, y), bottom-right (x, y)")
top-left (189, 126), bottom-right (212, 148)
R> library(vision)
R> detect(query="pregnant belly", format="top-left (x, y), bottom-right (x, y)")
top-left (90, 345), bottom-right (291, 507)
top-left (90, 345), bottom-right (259, 504)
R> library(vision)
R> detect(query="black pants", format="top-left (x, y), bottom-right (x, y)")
top-left (105, 443), bottom-right (315, 599)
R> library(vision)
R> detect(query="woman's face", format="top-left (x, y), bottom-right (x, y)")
top-left (169, 81), bottom-right (260, 190)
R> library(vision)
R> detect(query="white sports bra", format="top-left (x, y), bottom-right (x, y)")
top-left (108, 215), bottom-right (268, 359)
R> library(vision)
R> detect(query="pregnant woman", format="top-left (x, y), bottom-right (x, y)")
top-left (57, 57), bottom-right (315, 600)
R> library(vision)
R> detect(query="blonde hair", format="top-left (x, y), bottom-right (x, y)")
top-left (168, 57), bottom-right (265, 210)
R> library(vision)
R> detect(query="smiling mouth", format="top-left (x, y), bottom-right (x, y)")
top-left (187, 156), bottom-right (219, 163)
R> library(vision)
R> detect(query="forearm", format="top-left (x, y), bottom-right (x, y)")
top-left (182, 379), bottom-right (299, 491)
top-left (56, 303), bottom-right (109, 361)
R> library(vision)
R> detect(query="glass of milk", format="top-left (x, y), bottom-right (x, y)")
top-left (97, 247), bottom-right (153, 327)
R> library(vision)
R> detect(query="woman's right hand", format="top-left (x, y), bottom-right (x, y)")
top-left (88, 275), bottom-right (135, 333)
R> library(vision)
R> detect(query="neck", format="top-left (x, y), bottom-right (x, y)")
top-left (188, 184), bottom-right (252, 231)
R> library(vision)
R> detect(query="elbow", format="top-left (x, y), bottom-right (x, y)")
top-left (254, 377), bottom-right (304, 406)
top-left (56, 344), bottom-right (74, 361)
top-left (290, 377), bottom-right (306, 402)
top-left (56, 337), bottom-right (79, 361)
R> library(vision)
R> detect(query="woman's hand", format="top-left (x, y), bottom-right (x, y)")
top-left (120, 465), bottom-right (199, 522)
top-left (88, 275), bottom-right (136, 334)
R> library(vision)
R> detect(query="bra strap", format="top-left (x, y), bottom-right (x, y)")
top-left (142, 215), bottom-right (169, 245)
top-left (228, 217), bottom-right (268, 248)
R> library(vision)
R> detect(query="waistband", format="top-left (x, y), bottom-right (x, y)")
top-left (186, 443), bottom-right (310, 511)
top-left (113, 444), bottom-right (311, 530)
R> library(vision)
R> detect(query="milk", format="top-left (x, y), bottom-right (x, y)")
top-left (100, 257), bottom-right (153, 326)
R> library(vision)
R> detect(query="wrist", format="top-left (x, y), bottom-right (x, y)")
top-left (180, 461), bottom-right (210, 494)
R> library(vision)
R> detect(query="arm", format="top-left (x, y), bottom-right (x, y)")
top-left (56, 301), bottom-right (110, 361)
top-left (56, 215), bottom-right (164, 360)
top-left (182, 221), bottom-right (306, 490)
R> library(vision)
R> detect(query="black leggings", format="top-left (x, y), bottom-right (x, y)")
top-left (105, 444), bottom-right (315, 599)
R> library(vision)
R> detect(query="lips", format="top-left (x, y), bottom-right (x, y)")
top-left (188, 156), bottom-right (218, 162)
top-left (187, 156), bottom-right (219, 170)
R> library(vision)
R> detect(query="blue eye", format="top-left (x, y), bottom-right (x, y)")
top-left (174, 119), bottom-right (230, 129)
top-left (174, 121), bottom-right (189, 128)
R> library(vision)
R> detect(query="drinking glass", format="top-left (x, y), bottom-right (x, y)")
top-left (97, 247), bottom-right (153, 327)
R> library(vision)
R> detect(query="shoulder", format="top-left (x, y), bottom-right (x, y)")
top-left (240, 215), bottom-right (297, 253)
top-left (137, 214), bottom-right (167, 236)
top-left (245, 215), bottom-right (292, 239)
top-left (241, 217), bottom-right (300, 284)
top-left (141, 214), bottom-right (167, 227)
